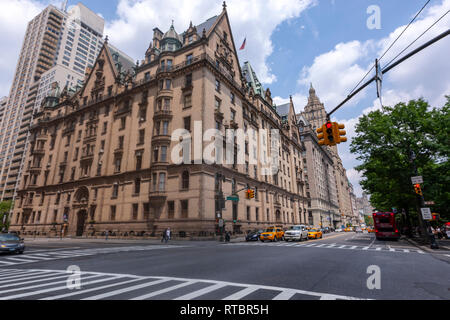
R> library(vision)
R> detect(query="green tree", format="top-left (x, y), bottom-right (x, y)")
top-left (350, 98), bottom-right (450, 224)
top-left (0, 200), bottom-right (13, 231)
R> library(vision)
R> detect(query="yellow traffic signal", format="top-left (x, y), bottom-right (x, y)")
top-left (325, 122), bottom-right (336, 146)
top-left (246, 189), bottom-right (255, 199)
top-left (337, 123), bottom-right (347, 143)
top-left (316, 126), bottom-right (326, 145)
top-left (414, 184), bottom-right (423, 196)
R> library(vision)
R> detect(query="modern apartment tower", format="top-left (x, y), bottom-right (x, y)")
top-left (0, 3), bottom-right (104, 202)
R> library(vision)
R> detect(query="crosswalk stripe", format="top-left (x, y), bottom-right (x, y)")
top-left (130, 281), bottom-right (197, 300)
top-left (272, 289), bottom-right (297, 300)
top-left (376, 248), bottom-right (382, 251)
top-left (222, 286), bottom-right (258, 300)
top-left (174, 283), bottom-right (226, 300)
top-left (0, 274), bottom-right (70, 289)
top-left (86, 279), bottom-right (171, 300)
top-left (21, 254), bottom-right (56, 261)
top-left (42, 278), bottom-right (144, 300)
top-left (3, 257), bottom-right (45, 263)
top-left (0, 275), bottom-right (118, 300)
top-left (0, 260), bottom-right (17, 265)
top-left (0, 270), bottom-right (41, 278)
top-left (0, 269), bottom-right (23, 276)
top-left (403, 249), bottom-right (410, 253)
top-left (320, 294), bottom-right (337, 300)
top-left (0, 269), bottom-right (370, 300)
top-left (0, 274), bottom-right (103, 296)
top-left (0, 271), bottom-right (55, 284)
top-left (0, 271), bottom-right (50, 282)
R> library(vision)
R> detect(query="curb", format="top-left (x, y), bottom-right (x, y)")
top-left (403, 237), bottom-right (450, 253)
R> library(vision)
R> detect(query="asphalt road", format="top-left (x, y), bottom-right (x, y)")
top-left (0, 232), bottom-right (449, 300)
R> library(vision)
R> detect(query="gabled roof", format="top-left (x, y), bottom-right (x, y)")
top-left (108, 44), bottom-right (135, 74)
top-left (196, 15), bottom-right (219, 37)
top-left (276, 103), bottom-right (290, 117)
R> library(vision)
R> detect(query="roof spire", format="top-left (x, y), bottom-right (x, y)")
top-left (223, 1), bottom-right (227, 11)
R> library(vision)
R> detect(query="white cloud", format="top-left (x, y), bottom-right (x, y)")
top-left (298, 40), bottom-right (375, 108)
top-left (285, 0), bottom-right (450, 198)
top-left (104, 0), bottom-right (316, 84)
top-left (0, 0), bottom-right (45, 97)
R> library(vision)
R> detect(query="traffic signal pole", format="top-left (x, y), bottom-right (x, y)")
top-left (409, 151), bottom-right (439, 249)
top-left (327, 28), bottom-right (450, 118)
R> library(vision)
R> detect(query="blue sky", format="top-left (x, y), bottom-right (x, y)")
top-left (0, 0), bottom-right (449, 197)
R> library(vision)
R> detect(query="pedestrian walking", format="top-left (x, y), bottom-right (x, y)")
top-left (105, 230), bottom-right (109, 241)
top-left (436, 227), bottom-right (442, 239)
top-left (165, 227), bottom-right (171, 243)
top-left (225, 231), bottom-right (231, 243)
top-left (161, 228), bottom-right (167, 243)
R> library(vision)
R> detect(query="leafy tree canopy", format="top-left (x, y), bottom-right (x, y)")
top-left (350, 97), bottom-right (449, 221)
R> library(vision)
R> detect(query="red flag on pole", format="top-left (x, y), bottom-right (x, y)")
top-left (239, 38), bottom-right (246, 50)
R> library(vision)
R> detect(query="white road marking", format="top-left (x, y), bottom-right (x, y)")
top-left (41, 278), bottom-right (144, 300)
top-left (222, 286), bottom-right (259, 300)
top-left (0, 245), bottom-right (186, 266)
top-left (129, 281), bottom-right (196, 301)
top-left (272, 289), bottom-right (298, 300)
top-left (87, 279), bottom-right (171, 300)
top-left (0, 275), bottom-right (118, 300)
top-left (174, 283), bottom-right (227, 300)
top-left (0, 269), bottom-right (370, 301)
top-left (0, 274), bottom-right (104, 296)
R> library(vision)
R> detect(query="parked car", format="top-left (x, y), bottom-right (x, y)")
top-left (335, 228), bottom-right (342, 233)
top-left (246, 230), bottom-right (264, 242)
top-left (355, 227), bottom-right (363, 233)
top-left (260, 227), bottom-right (284, 242)
top-left (284, 225), bottom-right (309, 242)
top-left (0, 233), bottom-right (25, 254)
top-left (308, 229), bottom-right (323, 240)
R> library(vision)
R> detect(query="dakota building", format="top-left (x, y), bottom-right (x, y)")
top-left (10, 4), bottom-right (316, 237)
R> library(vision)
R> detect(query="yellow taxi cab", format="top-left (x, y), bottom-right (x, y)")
top-left (344, 227), bottom-right (353, 232)
top-left (307, 229), bottom-right (323, 239)
top-left (367, 227), bottom-right (375, 233)
top-left (260, 227), bottom-right (284, 242)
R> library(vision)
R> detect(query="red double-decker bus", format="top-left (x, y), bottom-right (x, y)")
top-left (373, 212), bottom-right (400, 241)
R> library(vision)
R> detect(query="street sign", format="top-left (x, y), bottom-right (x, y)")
top-left (227, 196), bottom-right (239, 202)
top-left (421, 208), bottom-right (432, 221)
top-left (218, 219), bottom-right (224, 228)
top-left (411, 176), bottom-right (423, 184)
top-left (425, 201), bottom-right (435, 206)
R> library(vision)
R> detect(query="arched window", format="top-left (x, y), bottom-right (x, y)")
top-left (182, 171), bottom-right (190, 190)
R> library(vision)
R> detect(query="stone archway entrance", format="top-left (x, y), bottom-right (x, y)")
top-left (76, 210), bottom-right (88, 237)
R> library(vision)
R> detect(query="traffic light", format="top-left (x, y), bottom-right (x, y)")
top-left (246, 189), bottom-right (255, 199)
top-left (317, 125), bottom-right (326, 146)
top-left (414, 184), bottom-right (423, 196)
top-left (336, 123), bottom-right (347, 143)
top-left (325, 122), bottom-right (335, 146)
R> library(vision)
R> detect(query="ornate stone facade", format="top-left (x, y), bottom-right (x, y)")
top-left (11, 5), bottom-right (309, 238)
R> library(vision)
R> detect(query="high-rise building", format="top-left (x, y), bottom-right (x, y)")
top-left (11, 4), bottom-right (310, 237)
top-left (299, 85), bottom-right (357, 226)
top-left (296, 114), bottom-right (340, 228)
top-left (0, 3), bottom-right (104, 202)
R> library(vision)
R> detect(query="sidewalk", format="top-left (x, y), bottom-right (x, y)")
top-left (403, 235), bottom-right (450, 253)
top-left (22, 236), bottom-right (246, 245)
